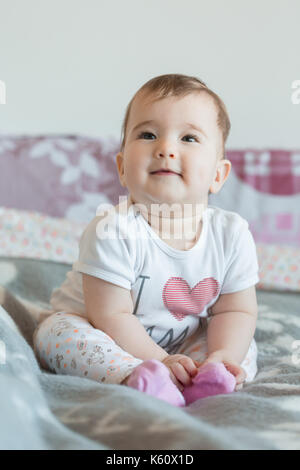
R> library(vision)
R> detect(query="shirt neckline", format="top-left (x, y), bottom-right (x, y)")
top-left (131, 203), bottom-right (210, 259)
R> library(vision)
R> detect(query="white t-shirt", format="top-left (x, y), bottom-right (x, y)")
top-left (49, 201), bottom-right (259, 354)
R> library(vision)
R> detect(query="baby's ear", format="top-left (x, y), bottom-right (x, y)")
top-left (209, 159), bottom-right (231, 194)
top-left (116, 152), bottom-right (126, 187)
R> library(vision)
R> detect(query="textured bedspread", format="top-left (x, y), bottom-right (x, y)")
top-left (0, 256), bottom-right (300, 450)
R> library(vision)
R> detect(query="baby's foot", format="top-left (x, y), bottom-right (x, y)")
top-left (182, 362), bottom-right (236, 405)
top-left (126, 359), bottom-right (186, 407)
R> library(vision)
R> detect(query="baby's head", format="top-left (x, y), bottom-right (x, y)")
top-left (116, 74), bottom-right (231, 213)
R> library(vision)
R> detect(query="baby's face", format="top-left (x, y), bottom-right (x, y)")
top-left (116, 91), bottom-right (230, 212)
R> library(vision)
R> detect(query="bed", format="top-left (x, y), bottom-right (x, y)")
top-left (0, 136), bottom-right (299, 450)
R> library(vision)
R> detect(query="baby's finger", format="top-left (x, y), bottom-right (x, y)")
top-left (193, 360), bottom-right (203, 368)
top-left (233, 366), bottom-right (246, 384)
top-left (179, 357), bottom-right (199, 376)
top-left (225, 363), bottom-right (246, 384)
top-left (168, 368), bottom-right (184, 392)
top-left (235, 369), bottom-right (246, 384)
top-left (170, 362), bottom-right (192, 386)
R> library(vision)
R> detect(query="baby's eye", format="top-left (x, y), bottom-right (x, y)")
top-left (138, 131), bottom-right (156, 140)
top-left (182, 134), bottom-right (199, 143)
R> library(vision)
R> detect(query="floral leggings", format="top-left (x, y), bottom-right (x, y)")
top-left (33, 312), bottom-right (258, 385)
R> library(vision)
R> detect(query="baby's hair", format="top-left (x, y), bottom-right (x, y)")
top-left (119, 73), bottom-right (231, 158)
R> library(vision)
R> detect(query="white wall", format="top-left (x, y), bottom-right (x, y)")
top-left (0, 0), bottom-right (299, 148)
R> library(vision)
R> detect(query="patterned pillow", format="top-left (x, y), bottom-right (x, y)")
top-left (257, 243), bottom-right (300, 292)
top-left (209, 150), bottom-right (300, 248)
top-left (0, 207), bottom-right (85, 263)
top-left (0, 134), bottom-right (128, 223)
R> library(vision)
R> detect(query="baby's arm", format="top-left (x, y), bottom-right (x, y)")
top-left (205, 286), bottom-right (258, 382)
top-left (82, 274), bottom-right (169, 362)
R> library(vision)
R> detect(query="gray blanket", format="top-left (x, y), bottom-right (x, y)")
top-left (0, 256), bottom-right (300, 450)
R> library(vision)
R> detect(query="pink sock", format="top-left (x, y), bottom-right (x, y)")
top-left (126, 359), bottom-right (186, 407)
top-left (182, 362), bottom-right (236, 405)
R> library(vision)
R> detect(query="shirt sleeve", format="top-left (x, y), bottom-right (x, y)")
top-left (72, 212), bottom-right (136, 290)
top-left (221, 219), bottom-right (260, 294)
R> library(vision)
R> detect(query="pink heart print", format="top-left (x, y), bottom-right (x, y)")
top-left (162, 277), bottom-right (220, 321)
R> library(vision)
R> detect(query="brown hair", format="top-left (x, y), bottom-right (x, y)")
top-left (119, 73), bottom-right (231, 157)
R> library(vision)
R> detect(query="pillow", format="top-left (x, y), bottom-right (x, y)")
top-left (256, 243), bottom-right (300, 292)
top-left (0, 207), bottom-right (85, 264)
top-left (209, 150), bottom-right (300, 248)
top-left (0, 134), bottom-right (128, 223)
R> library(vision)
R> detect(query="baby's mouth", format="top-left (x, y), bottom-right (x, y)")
top-left (150, 169), bottom-right (182, 177)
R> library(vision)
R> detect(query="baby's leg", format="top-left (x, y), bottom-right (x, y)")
top-left (33, 312), bottom-right (186, 406)
top-left (33, 311), bottom-right (143, 385)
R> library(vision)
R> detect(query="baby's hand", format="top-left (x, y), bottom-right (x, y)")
top-left (162, 354), bottom-right (199, 391)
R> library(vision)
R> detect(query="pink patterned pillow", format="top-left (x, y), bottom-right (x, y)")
top-left (0, 135), bottom-right (128, 223)
top-left (209, 150), bottom-right (300, 247)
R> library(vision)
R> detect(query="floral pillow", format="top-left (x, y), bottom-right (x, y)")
top-left (0, 135), bottom-right (128, 224)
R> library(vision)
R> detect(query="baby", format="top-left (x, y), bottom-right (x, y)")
top-left (33, 74), bottom-right (259, 407)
